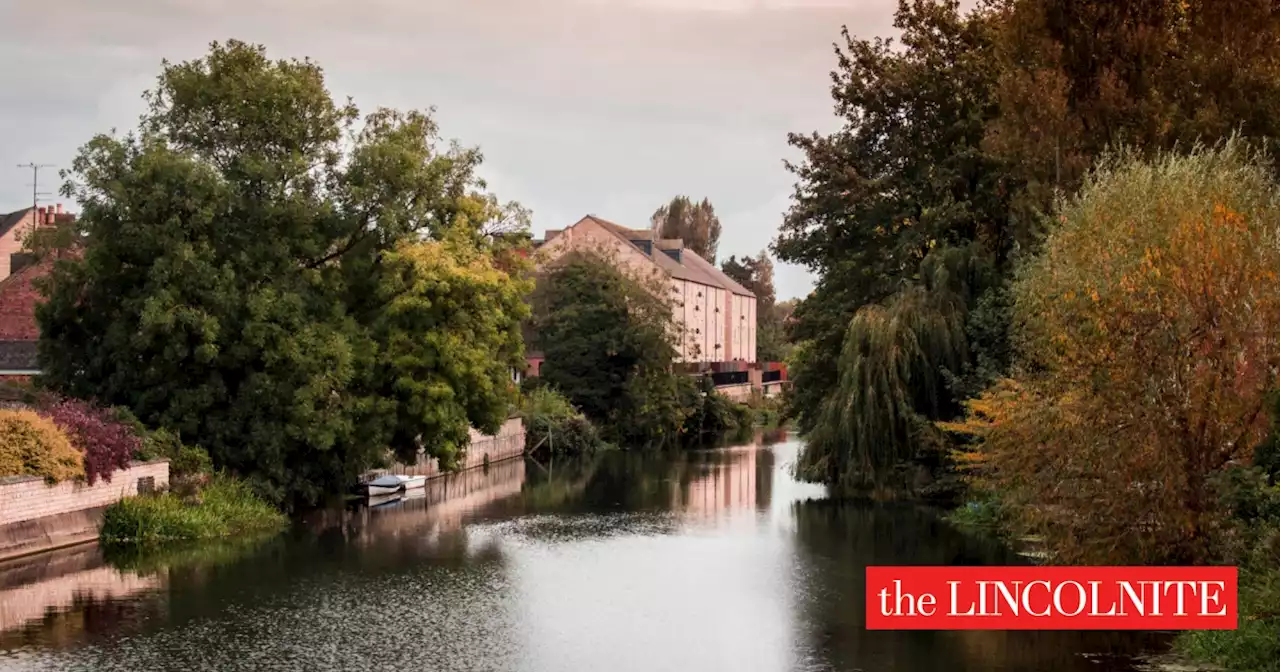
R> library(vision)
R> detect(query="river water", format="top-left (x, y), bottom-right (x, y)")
top-left (0, 434), bottom-right (1167, 671)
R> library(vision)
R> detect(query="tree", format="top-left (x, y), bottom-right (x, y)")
top-left (985, 0), bottom-right (1280, 221)
top-left (531, 252), bottom-right (688, 447)
top-left (37, 41), bottom-right (529, 506)
top-left (720, 252), bottom-right (776, 308)
top-left (950, 141), bottom-right (1280, 563)
top-left (651, 196), bottom-right (722, 263)
top-left (773, 0), bottom-right (1014, 436)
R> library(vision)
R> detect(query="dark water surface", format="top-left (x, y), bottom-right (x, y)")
top-left (0, 435), bottom-right (1167, 671)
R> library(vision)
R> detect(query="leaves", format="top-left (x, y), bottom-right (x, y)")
top-left (37, 41), bottom-right (529, 507)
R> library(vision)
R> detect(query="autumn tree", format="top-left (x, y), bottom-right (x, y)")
top-left (985, 0), bottom-right (1280, 220)
top-left (651, 196), bottom-right (722, 263)
top-left (37, 41), bottom-right (530, 505)
top-left (952, 141), bottom-right (1280, 563)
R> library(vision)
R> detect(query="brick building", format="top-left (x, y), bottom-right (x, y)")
top-left (533, 215), bottom-right (758, 366)
top-left (0, 205), bottom-right (73, 380)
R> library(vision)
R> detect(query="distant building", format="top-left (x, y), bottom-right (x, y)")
top-left (0, 205), bottom-right (75, 381)
top-left (532, 215), bottom-right (757, 366)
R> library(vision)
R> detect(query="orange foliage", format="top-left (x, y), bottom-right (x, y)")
top-left (971, 143), bottom-right (1280, 564)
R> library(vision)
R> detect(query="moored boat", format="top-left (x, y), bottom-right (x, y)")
top-left (396, 475), bottom-right (426, 490)
top-left (354, 475), bottom-right (405, 497)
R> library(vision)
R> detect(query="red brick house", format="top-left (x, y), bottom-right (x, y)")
top-left (0, 205), bottom-right (74, 381)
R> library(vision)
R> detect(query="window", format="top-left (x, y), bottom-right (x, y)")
top-left (697, 291), bottom-right (702, 297)
top-left (695, 328), bottom-right (701, 335)
top-left (137, 476), bottom-right (156, 494)
top-left (715, 306), bottom-right (720, 313)
top-left (695, 305), bottom-right (700, 311)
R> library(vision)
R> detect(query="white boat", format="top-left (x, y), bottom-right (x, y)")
top-left (356, 475), bottom-right (404, 497)
top-left (395, 474), bottom-right (427, 490)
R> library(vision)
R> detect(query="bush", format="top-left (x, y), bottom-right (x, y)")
top-left (0, 409), bottom-right (85, 483)
top-left (964, 141), bottom-right (1280, 564)
top-left (678, 377), bottom-right (754, 447)
top-left (100, 474), bottom-right (287, 544)
top-left (520, 387), bottom-right (605, 456)
top-left (37, 395), bottom-right (138, 484)
top-left (1176, 467), bottom-right (1280, 671)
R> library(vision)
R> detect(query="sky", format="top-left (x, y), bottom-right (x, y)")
top-left (0, 0), bottom-right (904, 299)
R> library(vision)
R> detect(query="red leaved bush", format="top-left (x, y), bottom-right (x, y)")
top-left (37, 395), bottom-right (139, 485)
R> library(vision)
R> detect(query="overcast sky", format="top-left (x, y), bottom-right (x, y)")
top-left (0, 0), bottom-right (904, 299)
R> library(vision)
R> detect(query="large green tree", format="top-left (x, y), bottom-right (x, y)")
top-left (37, 41), bottom-right (530, 505)
top-left (773, 0), bottom-right (1013, 438)
top-left (531, 252), bottom-right (687, 447)
top-left (651, 196), bottom-right (723, 263)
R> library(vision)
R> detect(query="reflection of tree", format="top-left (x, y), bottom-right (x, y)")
top-left (754, 448), bottom-right (775, 510)
top-left (789, 500), bottom-right (1172, 671)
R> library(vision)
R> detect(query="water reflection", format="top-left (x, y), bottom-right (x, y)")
top-left (0, 434), bottom-right (1165, 672)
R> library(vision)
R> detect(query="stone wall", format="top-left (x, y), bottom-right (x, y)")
top-left (382, 417), bottom-right (526, 479)
top-left (0, 460), bottom-right (170, 561)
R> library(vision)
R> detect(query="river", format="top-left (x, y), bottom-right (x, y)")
top-left (0, 433), bottom-right (1168, 671)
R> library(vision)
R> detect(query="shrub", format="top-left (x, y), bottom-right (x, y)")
top-left (38, 395), bottom-right (139, 484)
top-left (100, 474), bottom-right (287, 544)
top-left (965, 141), bottom-right (1280, 564)
top-left (0, 409), bottom-right (85, 483)
top-left (521, 387), bottom-right (605, 456)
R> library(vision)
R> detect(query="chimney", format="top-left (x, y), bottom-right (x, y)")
top-left (55, 203), bottom-right (63, 214)
top-left (47, 208), bottom-right (55, 225)
top-left (36, 206), bottom-right (45, 219)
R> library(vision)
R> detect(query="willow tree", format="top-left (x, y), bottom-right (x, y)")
top-left (773, 0), bottom-right (1014, 435)
top-left (37, 41), bottom-right (530, 505)
top-left (953, 141), bottom-right (1280, 563)
top-left (798, 245), bottom-right (995, 495)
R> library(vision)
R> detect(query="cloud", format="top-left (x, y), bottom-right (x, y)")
top-left (0, 0), bottom-right (907, 299)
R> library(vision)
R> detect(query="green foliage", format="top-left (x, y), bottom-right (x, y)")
top-left (532, 253), bottom-right (687, 447)
top-left (0, 409), bottom-right (84, 483)
top-left (651, 196), bottom-right (722, 264)
top-left (677, 376), bottom-right (754, 447)
top-left (37, 41), bottom-right (528, 506)
top-left (100, 474), bottom-right (287, 544)
top-left (1176, 467), bottom-right (1280, 671)
top-left (798, 244), bottom-right (993, 493)
top-left (520, 386), bottom-right (605, 456)
top-left (773, 0), bottom-right (1013, 433)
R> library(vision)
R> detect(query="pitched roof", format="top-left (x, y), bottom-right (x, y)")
top-left (0, 208), bottom-right (32, 239)
top-left (582, 216), bottom-right (756, 299)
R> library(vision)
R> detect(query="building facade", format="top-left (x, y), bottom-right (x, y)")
top-left (533, 215), bottom-right (757, 365)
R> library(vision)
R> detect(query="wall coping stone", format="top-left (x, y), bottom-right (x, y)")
top-left (0, 458), bottom-right (171, 486)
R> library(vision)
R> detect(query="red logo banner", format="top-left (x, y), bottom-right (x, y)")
top-left (866, 566), bottom-right (1237, 630)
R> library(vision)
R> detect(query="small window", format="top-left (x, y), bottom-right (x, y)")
top-left (137, 476), bottom-right (156, 494)
top-left (695, 328), bottom-right (701, 335)
top-left (697, 291), bottom-right (702, 297)
top-left (695, 305), bottom-right (700, 311)
top-left (715, 307), bottom-right (720, 313)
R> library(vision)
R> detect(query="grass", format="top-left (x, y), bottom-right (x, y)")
top-left (100, 474), bottom-right (287, 545)
top-left (1175, 565), bottom-right (1280, 672)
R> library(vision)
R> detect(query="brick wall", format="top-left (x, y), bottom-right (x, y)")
top-left (381, 417), bottom-right (525, 479)
top-left (0, 460), bottom-right (170, 527)
top-left (0, 260), bottom-right (45, 341)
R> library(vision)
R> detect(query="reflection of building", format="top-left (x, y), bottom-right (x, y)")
top-left (308, 457), bottom-right (528, 548)
top-left (677, 449), bottom-right (759, 517)
top-left (0, 545), bottom-right (159, 634)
